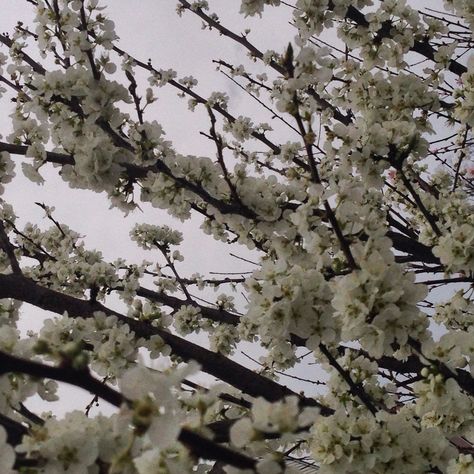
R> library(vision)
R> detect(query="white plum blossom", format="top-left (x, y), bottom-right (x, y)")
top-left (224, 116), bottom-right (255, 142)
top-left (447, 454), bottom-right (474, 474)
top-left (130, 223), bottom-right (183, 250)
top-left (0, 152), bottom-right (15, 194)
top-left (240, 0), bottom-right (281, 17)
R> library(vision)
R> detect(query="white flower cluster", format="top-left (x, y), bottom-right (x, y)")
top-left (35, 0), bottom-right (117, 59)
top-left (224, 116), bottom-right (255, 142)
top-left (0, 152), bottom-right (15, 195)
top-left (310, 409), bottom-right (454, 473)
top-left (0, 52), bottom-right (8, 98)
top-left (173, 305), bottom-right (207, 335)
top-left (332, 238), bottom-right (429, 359)
top-left (230, 396), bottom-right (314, 448)
top-left (244, 257), bottom-right (336, 365)
top-left (293, 0), bottom-right (333, 39)
top-left (429, 186), bottom-right (474, 274)
top-left (15, 404), bottom-right (198, 473)
top-left (209, 323), bottom-right (239, 355)
top-left (414, 369), bottom-right (474, 436)
top-left (433, 223), bottom-right (474, 274)
top-left (148, 68), bottom-right (177, 87)
top-left (239, 0), bottom-right (281, 17)
top-left (130, 223), bottom-right (183, 250)
top-left (447, 454), bottom-right (474, 474)
top-left (18, 411), bottom-right (124, 474)
top-left (323, 352), bottom-right (396, 411)
top-left (119, 362), bottom-right (199, 447)
top-left (37, 312), bottom-right (138, 379)
top-left (434, 291), bottom-right (474, 331)
top-left (0, 298), bottom-right (56, 418)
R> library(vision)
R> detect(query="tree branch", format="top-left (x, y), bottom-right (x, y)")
top-left (0, 273), bottom-right (328, 411)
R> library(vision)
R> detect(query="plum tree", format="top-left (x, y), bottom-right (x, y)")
top-left (0, 0), bottom-right (473, 473)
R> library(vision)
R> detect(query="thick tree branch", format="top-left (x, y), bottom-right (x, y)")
top-left (0, 413), bottom-right (28, 446)
top-left (0, 33), bottom-right (46, 74)
top-left (0, 273), bottom-right (328, 411)
top-left (0, 351), bottom-right (258, 469)
top-left (0, 350), bottom-right (123, 407)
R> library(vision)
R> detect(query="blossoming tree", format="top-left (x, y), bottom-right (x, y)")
top-left (0, 0), bottom-right (473, 472)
